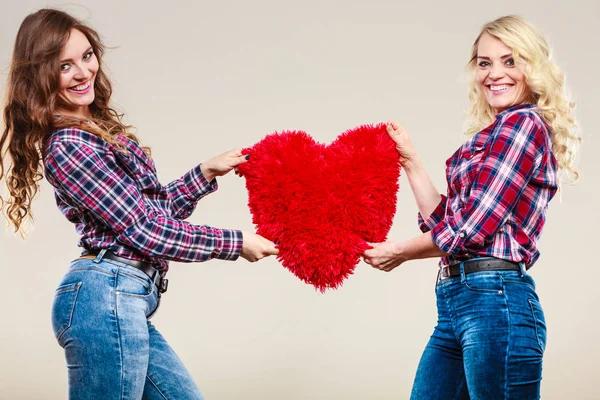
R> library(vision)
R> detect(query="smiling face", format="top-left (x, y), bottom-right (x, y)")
top-left (475, 32), bottom-right (532, 114)
top-left (57, 29), bottom-right (99, 118)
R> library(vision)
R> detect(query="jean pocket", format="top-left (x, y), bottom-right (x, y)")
top-left (502, 272), bottom-right (537, 292)
top-left (463, 272), bottom-right (504, 293)
top-left (115, 269), bottom-right (154, 298)
top-left (51, 282), bottom-right (82, 344)
top-left (528, 298), bottom-right (547, 353)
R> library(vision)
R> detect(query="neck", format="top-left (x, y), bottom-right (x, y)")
top-left (56, 105), bottom-right (92, 120)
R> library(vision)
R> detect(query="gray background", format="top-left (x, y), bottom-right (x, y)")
top-left (1, 0), bottom-right (598, 398)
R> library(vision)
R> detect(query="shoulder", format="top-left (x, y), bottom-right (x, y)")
top-left (44, 128), bottom-right (118, 174)
top-left (47, 127), bottom-right (111, 154)
top-left (493, 106), bottom-right (549, 148)
top-left (500, 106), bottom-right (544, 126)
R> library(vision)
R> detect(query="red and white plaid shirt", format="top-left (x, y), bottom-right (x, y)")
top-left (44, 128), bottom-right (243, 272)
top-left (418, 104), bottom-right (558, 269)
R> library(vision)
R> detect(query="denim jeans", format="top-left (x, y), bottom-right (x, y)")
top-left (51, 251), bottom-right (203, 399)
top-left (410, 261), bottom-right (546, 400)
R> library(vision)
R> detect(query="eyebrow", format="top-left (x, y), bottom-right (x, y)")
top-left (60, 46), bottom-right (93, 63)
top-left (477, 53), bottom-right (513, 60)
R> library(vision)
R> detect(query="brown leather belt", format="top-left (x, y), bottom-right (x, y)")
top-left (83, 250), bottom-right (168, 294)
top-left (440, 258), bottom-right (520, 279)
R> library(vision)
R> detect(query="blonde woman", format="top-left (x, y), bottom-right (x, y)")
top-left (0, 9), bottom-right (278, 399)
top-left (363, 15), bottom-right (579, 399)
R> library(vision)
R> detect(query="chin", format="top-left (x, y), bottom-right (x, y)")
top-left (493, 103), bottom-right (511, 111)
top-left (487, 98), bottom-right (514, 112)
top-left (69, 95), bottom-right (95, 108)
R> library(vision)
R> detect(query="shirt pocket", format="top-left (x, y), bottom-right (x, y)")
top-left (456, 145), bottom-right (487, 199)
top-left (113, 150), bottom-right (163, 194)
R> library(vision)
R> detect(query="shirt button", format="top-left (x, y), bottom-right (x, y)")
top-left (459, 231), bottom-right (466, 238)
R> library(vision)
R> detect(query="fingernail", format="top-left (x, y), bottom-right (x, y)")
top-left (245, 155), bottom-right (250, 160)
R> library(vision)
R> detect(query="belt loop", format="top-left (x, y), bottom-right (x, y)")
top-left (459, 261), bottom-right (466, 284)
top-left (93, 249), bottom-right (108, 264)
top-left (519, 262), bottom-right (526, 277)
top-left (435, 268), bottom-right (441, 293)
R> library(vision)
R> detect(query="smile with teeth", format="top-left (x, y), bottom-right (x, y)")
top-left (489, 84), bottom-right (512, 93)
top-left (68, 80), bottom-right (91, 93)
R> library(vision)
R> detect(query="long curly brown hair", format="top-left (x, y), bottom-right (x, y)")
top-left (0, 9), bottom-right (149, 234)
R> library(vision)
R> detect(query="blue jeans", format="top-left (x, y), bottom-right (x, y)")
top-left (51, 251), bottom-right (203, 399)
top-left (410, 262), bottom-right (547, 400)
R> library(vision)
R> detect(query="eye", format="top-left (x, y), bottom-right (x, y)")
top-left (478, 61), bottom-right (490, 68)
top-left (60, 63), bottom-right (70, 72)
top-left (83, 50), bottom-right (94, 60)
top-left (505, 58), bottom-right (515, 66)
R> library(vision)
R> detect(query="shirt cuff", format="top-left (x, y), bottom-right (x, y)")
top-left (182, 164), bottom-right (218, 200)
top-left (417, 195), bottom-right (447, 233)
top-left (211, 229), bottom-right (243, 261)
top-left (430, 217), bottom-right (468, 256)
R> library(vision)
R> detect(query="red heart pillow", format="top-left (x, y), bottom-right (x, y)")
top-left (237, 124), bottom-right (401, 291)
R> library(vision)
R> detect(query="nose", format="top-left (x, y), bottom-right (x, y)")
top-left (488, 63), bottom-right (506, 80)
top-left (72, 63), bottom-right (93, 81)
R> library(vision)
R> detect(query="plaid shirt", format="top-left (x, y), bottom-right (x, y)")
top-left (418, 104), bottom-right (558, 269)
top-left (44, 127), bottom-right (243, 272)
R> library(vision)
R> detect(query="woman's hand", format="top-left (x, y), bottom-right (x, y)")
top-left (201, 149), bottom-right (249, 181)
top-left (386, 121), bottom-right (418, 167)
top-left (362, 241), bottom-right (408, 272)
top-left (241, 232), bottom-right (279, 262)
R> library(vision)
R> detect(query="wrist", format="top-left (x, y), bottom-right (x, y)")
top-left (394, 241), bottom-right (410, 263)
top-left (200, 162), bottom-right (216, 182)
top-left (402, 156), bottom-right (422, 173)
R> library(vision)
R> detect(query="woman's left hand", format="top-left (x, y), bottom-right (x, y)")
top-left (362, 241), bottom-right (407, 272)
top-left (201, 149), bottom-right (249, 181)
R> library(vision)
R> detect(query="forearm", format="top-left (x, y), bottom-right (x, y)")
top-left (403, 157), bottom-right (442, 221)
top-left (117, 215), bottom-right (243, 262)
top-left (362, 232), bottom-right (447, 271)
top-left (166, 164), bottom-right (218, 219)
top-left (400, 231), bottom-right (448, 262)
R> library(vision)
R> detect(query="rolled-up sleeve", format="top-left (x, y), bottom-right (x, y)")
top-left (417, 195), bottom-right (447, 233)
top-left (430, 112), bottom-right (545, 255)
top-left (45, 134), bottom-right (242, 262)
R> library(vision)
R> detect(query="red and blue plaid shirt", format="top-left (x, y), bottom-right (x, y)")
top-left (418, 104), bottom-right (558, 269)
top-left (44, 127), bottom-right (243, 272)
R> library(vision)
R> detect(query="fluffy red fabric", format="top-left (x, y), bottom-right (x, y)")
top-left (237, 124), bottom-right (401, 291)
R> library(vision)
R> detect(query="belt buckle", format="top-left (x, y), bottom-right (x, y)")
top-left (149, 269), bottom-right (168, 294)
top-left (153, 271), bottom-right (168, 294)
top-left (439, 266), bottom-right (450, 279)
top-left (159, 277), bottom-right (169, 294)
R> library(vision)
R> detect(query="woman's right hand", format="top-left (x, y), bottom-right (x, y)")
top-left (240, 232), bottom-right (279, 262)
top-left (201, 148), bottom-right (249, 182)
top-left (386, 120), bottom-right (418, 167)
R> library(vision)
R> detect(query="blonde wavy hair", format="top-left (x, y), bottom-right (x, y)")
top-left (465, 15), bottom-right (580, 183)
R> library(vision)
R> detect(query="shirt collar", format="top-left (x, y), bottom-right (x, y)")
top-left (467, 103), bottom-right (536, 153)
top-left (495, 103), bottom-right (536, 119)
